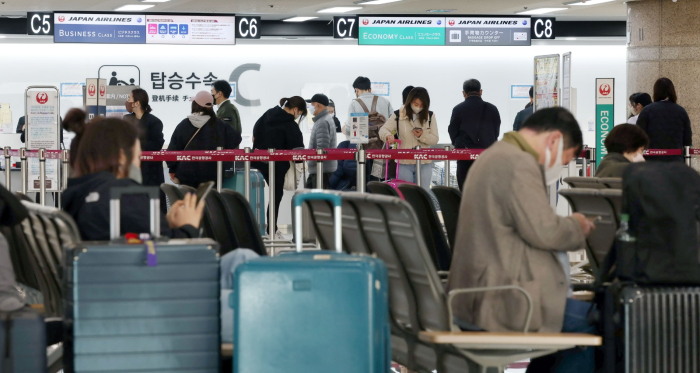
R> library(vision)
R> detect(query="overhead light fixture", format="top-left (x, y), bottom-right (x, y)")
top-left (139, 0), bottom-right (171, 2)
top-left (317, 7), bottom-right (362, 13)
top-left (0, 35), bottom-right (6, 39)
top-left (115, 4), bottom-right (155, 11)
top-left (283, 16), bottom-right (318, 22)
top-left (566, 0), bottom-right (615, 5)
top-left (566, 37), bottom-right (578, 40)
top-left (517, 7), bottom-right (567, 15)
top-left (356, 0), bottom-right (402, 5)
top-left (427, 9), bottom-right (456, 12)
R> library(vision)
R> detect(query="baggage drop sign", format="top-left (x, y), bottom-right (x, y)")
top-left (596, 78), bottom-right (615, 167)
top-left (359, 17), bottom-right (445, 46)
top-left (445, 17), bottom-right (531, 46)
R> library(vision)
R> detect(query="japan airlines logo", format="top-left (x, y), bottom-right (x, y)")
top-left (362, 19), bottom-right (369, 25)
top-left (88, 84), bottom-right (96, 97)
top-left (599, 84), bottom-right (611, 96)
top-left (99, 84), bottom-right (106, 97)
top-left (58, 16), bottom-right (65, 22)
top-left (448, 19), bottom-right (455, 26)
top-left (36, 92), bottom-right (48, 104)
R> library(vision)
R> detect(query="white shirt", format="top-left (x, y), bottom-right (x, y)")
top-left (628, 114), bottom-right (639, 125)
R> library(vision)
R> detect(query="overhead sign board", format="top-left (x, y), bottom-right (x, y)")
top-left (27, 12), bottom-right (54, 36)
top-left (359, 17), bottom-right (445, 46)
top-left (146, 15), bottom-right (235, 45)
top-left (54, 13), bottom-right (146, 44)
top-left (334, 16), bottom-right (359, 39)
top-left (236, 16), bottom-right (260, 39)
top-left (532, 17), bottom-right (555, 40)
top-left (445, 17), bottom-right (531, 46)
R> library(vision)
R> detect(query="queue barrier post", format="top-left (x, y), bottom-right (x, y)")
top-left (316, 148), bottom-right (325, 189)
top-left (39, 148), bottom-right (46, 206)
top-left (59, 149), bottom-right (69, 209)
top-left (268, 148), bottom-right (275, 238)
top-left (3, 147), bottom-right (10, 190)
top-left (589, 148), bottom-right (597, 177)
top-left (20, 148), bottom-right (27, 195)
top-left (414, 146), bottom-right (422, 187)
top-left (356, 146), bottom-right (366, 194)
top-left (444, 145), bottom-right (451, 187)
top-left (244, 147), bottom-right (251, 202)
top-left (216, 147), bottom-right (223, 192)
top-left (685, 146), bottom-right (691, 167)
top-left (581, 148), bottom-right (588, 177)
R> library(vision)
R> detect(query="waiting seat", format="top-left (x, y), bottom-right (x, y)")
top-left (220, 190), bottom-right (267, 256)
top-left (598, 177), bottom-right (622, 189)
top-left (397, 183), bottom-right (451, 272)
top-left (432, 186), bottom-right (462, 249)
top-left (367, 181), bottom-right (400, 198)
top-left (559, 188), bottom-right (619, 275)
top-left (563, 177), bottom-right (605, 189)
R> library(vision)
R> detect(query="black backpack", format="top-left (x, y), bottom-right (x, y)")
top-left (602, 162), bottom-right (700, 285)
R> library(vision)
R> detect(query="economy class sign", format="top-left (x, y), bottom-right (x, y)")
top-left (359, 17), bottom-right (445, 46)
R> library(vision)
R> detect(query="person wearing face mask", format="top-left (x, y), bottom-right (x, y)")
top-left (167, 91), bottom-right (242, 188)
top-left (306, 94), bottom-right (337, 189)
top-left (596, 124), bottom-right (649, 178)
top-left (251, 96), bottom-right (306, 238)
top-left (123, 88), bottom-right (165, 189)
top-left (448, 107), bottom-right (597, 373)
top-left (626, 92), bottom-right (652, 125)
top-left (328, 99), bottom-right (342, 133)
top-left (61, 112), bottom-right (205, 241)
top-left (211, 80), bottom-right (242, 135)
top-left (379, 87), bottom-right (438, 190)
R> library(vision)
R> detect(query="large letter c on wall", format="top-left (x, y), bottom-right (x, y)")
top-left (229, 63), bottom-right (261, 107)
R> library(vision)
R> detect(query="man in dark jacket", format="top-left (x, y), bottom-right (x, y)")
top-left (212, 80), bottom-right (242, 136)
top-left (448, 79), bottom-right (501, 191)
top-left (513, 86), bottom-right (534, 131)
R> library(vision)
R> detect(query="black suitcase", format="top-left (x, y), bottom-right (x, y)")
top-left (0, 307), bottom-right (47, 373)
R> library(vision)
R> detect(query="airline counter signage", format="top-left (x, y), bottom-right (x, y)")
top-left (446, 17), bottom-right (531, 46)
top-left (146, 15), bottom-right (235, 45)
top-left (359, 17), bottom-right (445, 46)
top-left (54, 13), bottom-right (146, 44)
top-left (595, 78), bottom-right (615, 167)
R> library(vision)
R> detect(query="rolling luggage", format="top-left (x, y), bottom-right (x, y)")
top-left (63, 186), bottom-right (221, 373)
top-left (224, 169), bottom-right (266, 236)
top-left (232, 192), bottom-right (391, 373)
top-left (0, 307), bottom-right (47, 373)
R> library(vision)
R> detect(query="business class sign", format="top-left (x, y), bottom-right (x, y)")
top-left (359, 17), bottom-right (445, 46)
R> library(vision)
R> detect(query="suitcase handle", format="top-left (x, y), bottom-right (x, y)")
top-left (109, 186), bottom-right (161, 240)
top-left (294, 193), bottom-right (342, 253)
top-left (385, 139), bottom-right (401, 180)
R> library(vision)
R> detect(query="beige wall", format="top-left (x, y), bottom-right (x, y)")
top-left (628, 0), bottom-right (700, 146)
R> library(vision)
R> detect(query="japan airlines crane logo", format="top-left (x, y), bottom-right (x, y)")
top-left (58, 16), bottom-right (65, 22)
top-left (99, 85), bottom-right (106, 97)
top-left (36, 92), bottom-right (48, 104)
top-left (448, 19), bottom-right (455, 26)
top-left (88, 84), bottom-right (96, 97)
top-left (362, 19), bottom-right (369, 25)
top-left (599, 84), bottom-right (611, 96)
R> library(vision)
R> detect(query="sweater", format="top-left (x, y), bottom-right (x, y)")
top-left (308, 110), bottom-right (337, 174)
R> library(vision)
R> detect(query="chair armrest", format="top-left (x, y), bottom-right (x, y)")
top-left (418, 331), bottom-right (601, 348)
top-left (221, 343), bottom-right (233, 357)
top-left (447, 285), bottom-right (533, 333)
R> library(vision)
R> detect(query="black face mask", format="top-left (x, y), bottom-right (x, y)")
top-left (212, 94), bottom-right (217, 104)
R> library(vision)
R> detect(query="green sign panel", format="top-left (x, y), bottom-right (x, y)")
top-left (595, 78), bottom-right (615, 167)
top-left (359, 17), bottom-right (445, 46)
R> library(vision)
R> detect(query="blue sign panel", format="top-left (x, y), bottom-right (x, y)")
top-left (179, 24), bottom-right (188, 35)
top-left (169, 24), bottom-right (178, 35)
top-left (158, 24), bottom-right (168, 34)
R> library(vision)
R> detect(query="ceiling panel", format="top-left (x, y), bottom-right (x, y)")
top-left (0, 0), bottom-right (627, 20)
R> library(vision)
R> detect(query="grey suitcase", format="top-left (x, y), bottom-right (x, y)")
top-left (63, 186), bottom-right (221, 373)
top-left (0, 307), bottom-right (47, 373)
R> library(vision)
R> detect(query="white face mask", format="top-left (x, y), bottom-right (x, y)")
top-left (411, 105), bottom-right (423, 114)
top-left (631, 152), bottom-right (645, 163)
top-left (543, 136), bottom-right (564, 185)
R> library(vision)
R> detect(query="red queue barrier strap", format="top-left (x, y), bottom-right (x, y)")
top-left (643, 149), bottom-right (683, 156)
top-left (691, 149), bottom-right (700, 156)
top-left (7, 149), bottom-right (64, 159)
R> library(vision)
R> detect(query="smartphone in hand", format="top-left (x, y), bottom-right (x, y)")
top-left (195, 181), bottom-right (215, 203)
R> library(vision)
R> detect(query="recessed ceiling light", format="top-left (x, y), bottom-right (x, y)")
top-left (283, 16), bottom-right (318, 22)
top-left (115, 4), bottom-right (155, 11)
top-left (566, 0), bottom-right (615, 5)
top-left (427, 9), bottom-right (456, 13)
top-left (0, 35), bottom-right (6, 39)
top-left (317, 7), bottom-right (363, 13)
top-left (356, 0), bottom-right (402, 5)
top-left (517, 7), bottom-right (568, 15)
top-left (139, 0), bottom-right (171, 2)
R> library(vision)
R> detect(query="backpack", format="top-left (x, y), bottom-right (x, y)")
top-left (601, 162), bottom-right (700, 285)
top-left (355, 96), bottom-right (387, 150)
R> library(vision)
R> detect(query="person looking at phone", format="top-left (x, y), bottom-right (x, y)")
top-left (378, 87), bottom-right (439, 190)
top-left (61, 110), bottom-right (205, 241)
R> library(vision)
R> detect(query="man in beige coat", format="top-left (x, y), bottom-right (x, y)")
top-left (447, 107), bottom-right (596, 372)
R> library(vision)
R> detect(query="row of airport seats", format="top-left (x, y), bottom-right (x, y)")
top-left (561, 177), bottom-right (623, 277)
top-left (297, 189), bottom-right (601, 372)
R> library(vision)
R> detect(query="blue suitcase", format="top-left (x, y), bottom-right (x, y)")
top-left (231, 192), bottom-right (391, 373)
top-left (0, 308), bottom-right (47, 373)
top-left (223, 169), bottom-right (266, 236)
top-left (63, 186), bottom-right (221, 373)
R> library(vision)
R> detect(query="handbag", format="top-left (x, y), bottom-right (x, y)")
top-left (283, 162), bottom-right (304, 191)
top-left (171, 126), bottom-right (202, 185)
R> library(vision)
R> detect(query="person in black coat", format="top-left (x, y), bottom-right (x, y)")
top-left (123, 88), bottom-right (165, 187)
top-left (61, 113), bottom-right (204, 241)
top-left (328, 99), bottom-right (342, 133)
top-left (167, 91), bottom-right (242, 188)
top-left (636, 78), bottom-right (692, 163)
top-left (448, 79), bottom-right (501, 191)
top-left (513, 86), bottom-right (534, 131)
top-left (251, 97), bottom-right (306, 236)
